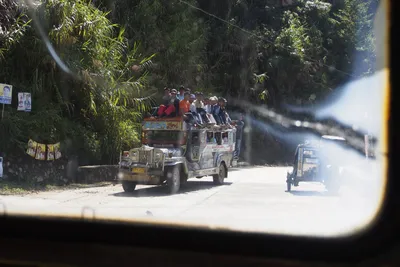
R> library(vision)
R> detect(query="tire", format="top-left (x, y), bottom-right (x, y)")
top-left (286, 173), bottom-right (292, 192)
top-left (122, 181), bottom-right (137, 193)
top-left (287, 181), bottom-right (292, 192)
top-left (213, 163), bottom-right (226, 185)
top-left (166, 166), bottom-right (180, 195)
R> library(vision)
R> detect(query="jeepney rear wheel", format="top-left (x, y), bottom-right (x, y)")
top-left (213, 163), bottom-right (226, 185)
top-left (122, 181), bottom-right (137, 193)
top-left (166, 166), bottom-right (180, 195)
top-left (286, 173), bottom-right (292, 192)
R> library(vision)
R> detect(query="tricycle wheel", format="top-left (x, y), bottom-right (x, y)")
top-left (166, 166), bottom-right (180, 195)
top-left (122, 181), bottom-right (137, 193)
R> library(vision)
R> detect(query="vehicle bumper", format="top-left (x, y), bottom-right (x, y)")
top-left (118, 168), bottom-right (164, 185)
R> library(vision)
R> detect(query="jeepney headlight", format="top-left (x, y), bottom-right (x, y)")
top-left (130, 151), bottom-right (139, 162)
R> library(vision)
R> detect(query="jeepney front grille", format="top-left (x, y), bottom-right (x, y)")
top-left (138, 150), bottom-right (153, 164)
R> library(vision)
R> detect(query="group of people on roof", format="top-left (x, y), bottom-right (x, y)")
top-left (155, 86), bottom-right (232, 127)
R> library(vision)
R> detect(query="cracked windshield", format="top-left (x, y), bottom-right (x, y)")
top-left (0, 0), bottom-right (388, 236)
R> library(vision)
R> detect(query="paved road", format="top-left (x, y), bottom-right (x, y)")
top-left (0, 166), bottom-right (384, 237)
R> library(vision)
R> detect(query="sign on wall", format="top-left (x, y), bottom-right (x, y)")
top-left (0, 84), bottom-right (12, 105)
top-left (17, 92), bottom-right (32, 112)
top-left (26, 139), bottom-right (62, 160)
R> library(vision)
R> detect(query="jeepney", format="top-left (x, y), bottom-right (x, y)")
top-left (118, 116), bottom-right (236, 194)
top-left (286, 135), bottom-right (347, 193)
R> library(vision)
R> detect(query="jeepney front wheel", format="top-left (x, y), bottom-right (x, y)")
top-left (166, 166), bottom-right (180, 195)
top-left (122, 181), bottom-right (137, 193)
top-left (213, 163), bottom-right (227, 185)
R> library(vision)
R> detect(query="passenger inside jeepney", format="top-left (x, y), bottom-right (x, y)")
top-left (207, 132), bottom-right (216, 143)
top-left (222, 132), bottom-right (228, 143)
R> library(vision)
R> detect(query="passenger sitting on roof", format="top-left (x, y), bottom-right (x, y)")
top-left (194, 92), bottom-right (211, 124)
top-left (157, 89), bottom-right (180, 117)
top-left (204, 96), bottom-right (212, 113)
top-left (210, 96), bottom-right (222, 125)
top-left (188, 94), bottom-right (203, 125)
top-left (218, 97), bottom-right (231, 125)
top-left (177, 85), bottom-right (185, 101)
top-left (179, 92), bottom-right (191, 115)
top-left (162, 87), bottom-right (170, 105)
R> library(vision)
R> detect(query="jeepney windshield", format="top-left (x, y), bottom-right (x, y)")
top-left (145, 130), bottom-right (185, 144)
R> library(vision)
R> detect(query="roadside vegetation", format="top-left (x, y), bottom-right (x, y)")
top-left (0, 0), bottom-right (378, 168)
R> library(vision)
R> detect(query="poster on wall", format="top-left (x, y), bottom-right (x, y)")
top-left (26, 139), bottom-right (38, 158)
top-left (54, 143), bottom-right (62, 159)
top-left (47, 144), bottom-right (55, 161)
top-left (17, 92), bottom-right (31, 112)
top-left (35, 143), bottom-right (46, 160)
top-left (0, 84), bottom-right (12, 105)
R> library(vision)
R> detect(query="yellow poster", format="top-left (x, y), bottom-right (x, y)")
top-left (26, 139), bottom-right (37, 158)
top-left (35, 143), bottom-right (46, 160)
top-left (47, 144), bottom-right (55, 161)
top-left (54, 142), bottom-right (62, 159)
top-left (0, 83), bottom-right (12, 105)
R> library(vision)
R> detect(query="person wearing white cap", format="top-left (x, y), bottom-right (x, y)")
top-left (210, 96), bottom-right (222, 124)
top-left (189, 94), bottom-right (203, 124)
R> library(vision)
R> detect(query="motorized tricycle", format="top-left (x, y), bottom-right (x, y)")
top-left (286, 135), bottom-right (347, 193)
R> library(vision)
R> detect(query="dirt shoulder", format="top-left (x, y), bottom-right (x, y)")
top-left (0, 180), bottom-right (113, 196)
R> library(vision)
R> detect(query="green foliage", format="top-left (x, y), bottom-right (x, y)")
top-left (0, 0), bottom-right (152, 164)
top-left (0, 0), bottom-right (379, 165)
top-left (112, 0), bottom-right (208, 90)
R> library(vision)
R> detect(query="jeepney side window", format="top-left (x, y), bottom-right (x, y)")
top-left (215, 132), bottom-right (222, 145)
top-left (222, 132), bottom-right (228, 144)
top-left (206, 132), bottom-right (216, 143)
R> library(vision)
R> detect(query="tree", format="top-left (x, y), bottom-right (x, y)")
top-left (0, 0), bottom-right (153, 164)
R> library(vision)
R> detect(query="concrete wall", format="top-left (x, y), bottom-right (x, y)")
top-left (1, 155), bottom-right (118, 185)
